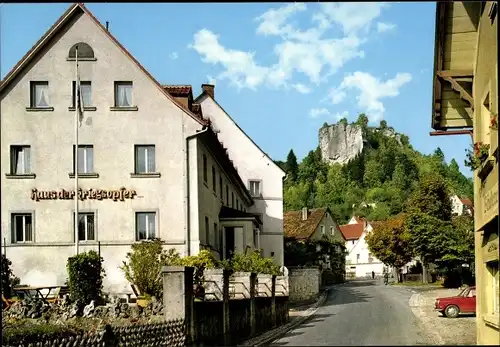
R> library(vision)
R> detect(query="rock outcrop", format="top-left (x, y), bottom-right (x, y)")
top-left (319, 123), bottom-right (365, 165)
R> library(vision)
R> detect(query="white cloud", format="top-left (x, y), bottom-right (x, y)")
top-left (190, 3), bottom-right (390, 91)
top-left (376, 22), bottom-right (396, 33)
top-left (309, 107), bottom-right (330, 118)
top-left (332, 110), bottom-right (349, 121)
top-left (328, 71), bottom-right (412, 122)
top-left (206, 75), bottom-right (216, 86)
top-left (169, 52), bottom-right (179, 60)
top-left (291, 83), bottom-right (312, 94)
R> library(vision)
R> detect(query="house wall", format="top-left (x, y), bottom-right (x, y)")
top-left (198, 96), bottom-right (285, 265)
top-left (192, 138), bottom-right (252, 259)
top-left (309, 212), bottom-right (345, 245)
top-left (1, 11), bottom-right (202, 294)
top-left (345, 224), bottom-right (384, 278)
top-left (471, 2), bottom-right (499, 343)
top-left (450, 195), bottom-right (464, 215)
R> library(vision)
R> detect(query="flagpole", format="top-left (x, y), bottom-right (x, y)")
top-left (74, 45), bottom-right (79, 255)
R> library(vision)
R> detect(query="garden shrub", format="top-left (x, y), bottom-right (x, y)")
top-left (67, 250), bottom-right (105, 305)
top-left (1, 254), bottom-right (20, 299)
top-left (2, 321), bottom-right (85, 346)
top-left (222, 250), bottom-right (280, 275)
top-left (120, 239), bottom-right (180, 298)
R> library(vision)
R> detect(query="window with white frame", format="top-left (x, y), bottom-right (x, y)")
top-left (114, 82), bottom-right (133, 107)
top-left (73, 145), bottom-right (94, 174)
top-left (72, 81), bottom-right (92, 107)
top-left (368, 253), bottom-right (373, 263)
top-left (11, 213), bottom-right (33, 243)
top-left (136, 212), bottom-right (156, 240)
top-left (10, 146), bottom-right (31, 174)
top-left (488, 261), bottom-right (499, 315)
top-left (135, 145), bottom-right (155, 173)
top-left (30, 81), bottom-right (50, 108)
top-left (356, 254), bottom-right (360, 263)
top-left (330, 226), bottom-right (335, 235)
top-left (321, 225), bottom-right (325, 235)
top-left (75, 212), bottom-right (95, 241)
top-left (249, 180), bottom-right (261, 197)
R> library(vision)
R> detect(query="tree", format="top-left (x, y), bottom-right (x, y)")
top-left (407, 173), bottom-right (452, 221)
top-left (356, 113), bottom-right (369, 128)
top-left (298, 147), bottom-right (328, 183)
top-left (365, 214), bottom-right (414, 282)
top-left (285, 149), bottom-right (299, 183)
top-left (434, 147), bottom-right (445, 162)
top-left (339, 118), bottom-right (348, 127)
top-left (379, 120), bottom-right (388, 129)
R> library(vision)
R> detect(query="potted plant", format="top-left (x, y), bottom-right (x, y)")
top-left (464, 142), bottom-right (490, 170)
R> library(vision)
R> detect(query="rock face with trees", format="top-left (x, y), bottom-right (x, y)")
top-left (276, 114), bottom-right (475, 286)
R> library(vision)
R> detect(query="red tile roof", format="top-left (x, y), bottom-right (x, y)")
top-left (283, 208), bottom-right (328, 240)
top-left (460, 198), bottom-right (473, 207)
top-left (339, 223), bottom-right (364, 240)
top-left (162, 84), bottom-right (193, 96)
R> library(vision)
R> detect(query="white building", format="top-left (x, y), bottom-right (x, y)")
top-left (340, 216), bottom-right (385, 279)
top-left (194, 86), bottom-right (286, 265)
top-left (0, 3), bottom-right (281, 294)
top-left (450, 194), bottom-right (473, 216)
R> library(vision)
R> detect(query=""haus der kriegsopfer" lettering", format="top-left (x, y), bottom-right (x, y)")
top-left (30, 188), bottom-right (137, 202)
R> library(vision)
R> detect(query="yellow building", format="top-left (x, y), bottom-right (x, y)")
top-left (430, 2), bottom-right (499, 344)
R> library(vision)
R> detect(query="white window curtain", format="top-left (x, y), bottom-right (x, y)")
top-left (146, 146), bottom-right (155, 172)
top-left (81, 83), bottom-right (92, 106)
top-left (147, 213), bottom-right (155, 239)
top-left (250, 181), bottom-right (260, 196)
top-left (117, 84), bottom-right (132, 107)
top-left (13, 147), bottom-right (30, 174)
top-left (136, 146), bottom-right (155, 173)
top-left (14, 214), bottom-right (32, 242)
top-left (35, 84), bottom-right (49, 107)
top-left (136, 213), bottom-right (155, 240)
top-left (77, 146), bottom-right (93, 173)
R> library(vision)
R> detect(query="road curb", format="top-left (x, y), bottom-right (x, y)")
top-left (408, 292), bottom-right (445, 345)
top-left (238, 287), bottom-right (334, 347)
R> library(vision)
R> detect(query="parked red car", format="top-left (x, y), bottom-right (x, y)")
top-left (435, 286), bottom-right (476, 318)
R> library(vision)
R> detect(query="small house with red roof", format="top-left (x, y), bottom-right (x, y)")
top-left (450, 194), bottom-right (474, 216)
top-left (340, 216), bottom-right (385, 279)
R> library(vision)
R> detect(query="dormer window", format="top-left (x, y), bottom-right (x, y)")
top-left (68, 42), bottom-right (95, 60)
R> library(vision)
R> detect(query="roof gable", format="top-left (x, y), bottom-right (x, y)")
top-left (195, 92), bottom-right (286, 176)
top-left (283, 208), bottom-right (327, 240)
top-left (339, 223), bottom-right (364, 240)
top-left (0, 3), bottom-right (205, 126)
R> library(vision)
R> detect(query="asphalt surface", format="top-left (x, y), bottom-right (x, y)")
top-left (270, 280), bottom-right (434, 346)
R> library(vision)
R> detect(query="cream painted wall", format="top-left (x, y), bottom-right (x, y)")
top-left (345, 223), bottom-right (385, 277)
top-left (197, 96), bottom-right (285, 265)
top-left (1, 10), bottom-right (202, 293)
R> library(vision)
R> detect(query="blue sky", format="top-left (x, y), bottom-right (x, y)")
top-left (1, 2), bottom-right (472, 176)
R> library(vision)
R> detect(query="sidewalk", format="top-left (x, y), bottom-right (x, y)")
top-left (409, 288), bottom-right (476, 345)
top-left (238, 286), bottom-right (334, 347)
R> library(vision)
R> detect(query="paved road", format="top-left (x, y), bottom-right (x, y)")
top-left (270, 280), bottom-right (434, 346)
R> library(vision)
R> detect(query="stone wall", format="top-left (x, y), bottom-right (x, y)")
top-left (288, 267), bottom-right (321, 303)
top-left (3, 320), bottom-right (186, 347)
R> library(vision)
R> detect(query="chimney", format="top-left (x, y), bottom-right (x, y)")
top-left (301, 207), bottom-right (308, 221)
top-left (202, 84), bottom-right (215, 99)
top-left (105, 21), bottom-right (109, 31)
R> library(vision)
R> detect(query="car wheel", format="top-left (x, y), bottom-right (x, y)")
top-left (444, 305), bottom-right (460, 318)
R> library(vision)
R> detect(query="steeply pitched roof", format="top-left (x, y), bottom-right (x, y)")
top-left (460, 198), bottom-right (473, 207)
top-left (283, 208), bottom-right (328, 240)
top-left (0, 3), bottom-right (205, 126)
top-left (162, 85), bottom-right (193, 97)
top-left (339, 223), bottom-right (364, 240)
top-left (194, 91), bottom-right (286, 176)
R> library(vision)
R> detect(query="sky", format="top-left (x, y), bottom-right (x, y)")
top-left (1, 2), bottom-right (472, 176)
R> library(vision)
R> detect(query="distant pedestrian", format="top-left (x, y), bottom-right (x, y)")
top-left (371, 271), bottom-right (375, 279)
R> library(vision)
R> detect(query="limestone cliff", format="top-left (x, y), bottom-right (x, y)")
top-left (319, 123), bottom-right (402, 166)
top-left (319, 123), bottom-right (365, 165)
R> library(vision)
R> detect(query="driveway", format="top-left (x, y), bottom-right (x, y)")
top-left (270, 280), bottom-right (434, 346)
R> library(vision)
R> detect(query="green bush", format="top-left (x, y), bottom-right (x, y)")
top-left (67, 251), bottom-right (105, 305)
top-left (222, 250), bottom-right (280, 275)
top-left (1, 254), bottom-right (20, 299)
top-left (120, 239), bottom-right (180, 298)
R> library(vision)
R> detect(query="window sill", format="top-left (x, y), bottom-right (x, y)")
top-left (66, 57), bottom-right (97, 61)
top-left (68, 173), bottom-right (100, 178)
top-left (68, 106), bottom-right (97, 112)
top-left (26, 107), bottom-right (54, 112)
top-left (5, 173), bottom-right (36, 179)
top-left (130, 172), bottom-right (161, 178)
top-left (110, 106), bottom-right (138, 111)
top-left (483, 314), bottom-right (500, 329)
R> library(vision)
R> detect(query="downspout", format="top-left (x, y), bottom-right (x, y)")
top-left (185, 126), bottom-right (209, 256)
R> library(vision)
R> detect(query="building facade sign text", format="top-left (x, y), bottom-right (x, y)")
top-left (30, 188), bottom-right (137, 202)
